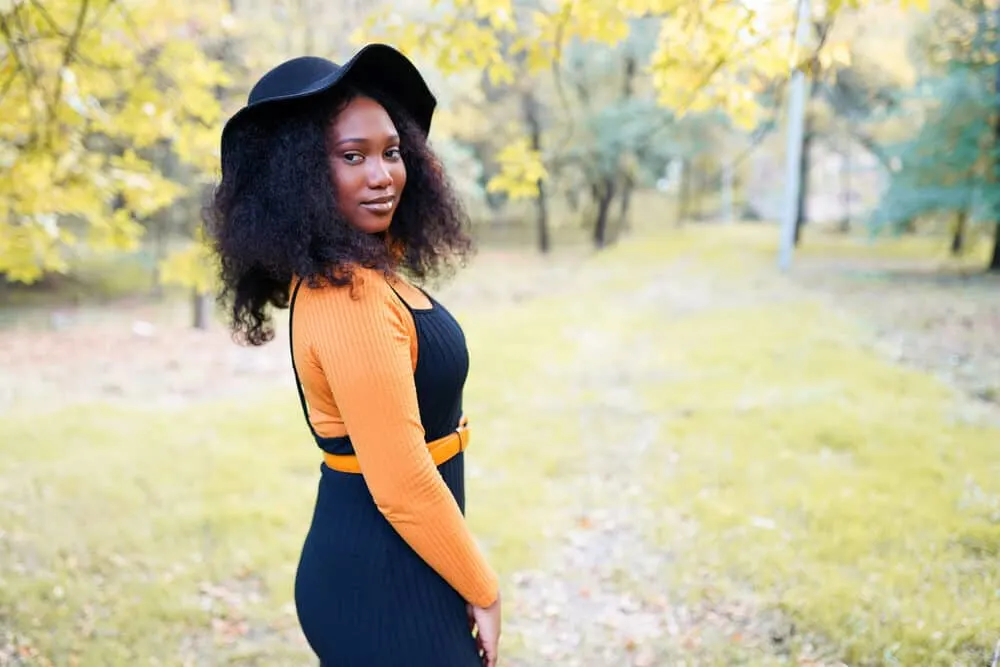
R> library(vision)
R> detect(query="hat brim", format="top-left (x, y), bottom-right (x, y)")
top-left (220, 44), bottom-right (436, 160)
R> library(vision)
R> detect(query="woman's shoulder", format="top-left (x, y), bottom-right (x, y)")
top-left (295, 265), bottom-right (400, 314)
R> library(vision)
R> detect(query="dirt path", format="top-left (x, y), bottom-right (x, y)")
top-left (3, 238), bottom-right (996, 666)
top-left (499, 246), bottom-right (1000, 667)
top-left (499, 258), bottom-right (816, 667)
top-left (0, 250), bottom-right (589, 415)
top-left (503, 325), bottom-right (673, 666)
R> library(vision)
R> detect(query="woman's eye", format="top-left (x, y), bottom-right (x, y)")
top-left (343, 153), bottom-right (363, 164)
top-left (385, 147), bottom-right (402, 160)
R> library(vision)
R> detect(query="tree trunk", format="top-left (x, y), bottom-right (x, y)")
top-left (794, 125), bottom-right (812, 245)
top-left (991, 9), bottom-right (1000, 271)
top-left (677, 158), bottom-right (690, 226)
top-left (535, 181), bottom-right (550, 254)
top-left (690, 160), bottom-right (702, 220)
top-left (593, 178), bottom-right (616, 249)
top-left (721, 162), bottom-right (734, 224)
top-left (149, 140), bottom-right (176, 299)
top-left (150, 217), bottom-right (167, 299)
top-left (623, 56), bottom-right (636, 97)
top-left (522, 91), bottom-right (550, 254)
top-left (990, 223), bottom-right (1000, 271)
top-left (614, 55), bottom-right (636, 237)
top-left (951, 209), bottom-right (968, 255)
top-left (617, 175), bottom-right (634, 235)
top-left (839, 138), bottom-right (851, 233)
top-left (193, 289), bottom-right (211, 330)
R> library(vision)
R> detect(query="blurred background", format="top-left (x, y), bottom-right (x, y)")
top-left (1, 0), bottom-right (998, 665)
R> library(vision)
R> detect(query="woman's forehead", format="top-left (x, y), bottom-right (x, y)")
top-left (328, 97), bottom-right (397, 142)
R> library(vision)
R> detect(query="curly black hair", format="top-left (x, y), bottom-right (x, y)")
top-left (206, 82), bottom-right (474, 346)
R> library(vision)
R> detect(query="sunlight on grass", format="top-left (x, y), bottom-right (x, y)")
top-left (0, 269), bottom-right (598, 665)
top-left (0, 398), bottom-right (317, 664)
top-left (2, 222), bottom-right (996, 665)
top-left (702, 220), bottom-right (996, 270)
top-left (607, 230), bottom-right (1000, 666)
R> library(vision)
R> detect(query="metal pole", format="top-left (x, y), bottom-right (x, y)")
top-left (778, 0), bottom-right (811, 271)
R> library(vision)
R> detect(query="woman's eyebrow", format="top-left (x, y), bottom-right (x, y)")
top-left (333, 134), bottom-right (400, 147)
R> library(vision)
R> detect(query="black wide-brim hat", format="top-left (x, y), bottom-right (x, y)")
top-left (220, 43), bottom-right (436, 165)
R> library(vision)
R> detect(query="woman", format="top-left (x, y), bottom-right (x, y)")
top-left (207, 43), bottom-right (502, 666)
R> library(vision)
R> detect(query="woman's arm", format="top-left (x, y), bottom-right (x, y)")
top-left (297, 272), bottom-right (499, 608)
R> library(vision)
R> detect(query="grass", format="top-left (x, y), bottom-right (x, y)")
top-left (0, 264), bottom-right (600, 665)
top-left (0, 245), bottom-right (195, 332)
top-left (1, 221), bottom-right (998, 665)
top-left (0, 399), bottom-right (313, 664)
top-left (603, 231), bottom-right (1000, 666)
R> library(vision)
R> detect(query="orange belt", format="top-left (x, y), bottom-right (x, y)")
top-left (323, 415), bottom-right (471, 474)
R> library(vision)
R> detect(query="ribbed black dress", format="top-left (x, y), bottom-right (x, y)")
top-left (288, 279), bottom-right (483, 666)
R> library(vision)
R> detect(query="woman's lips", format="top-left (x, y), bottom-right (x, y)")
top-left (361, 195), bottom-right (395, 213)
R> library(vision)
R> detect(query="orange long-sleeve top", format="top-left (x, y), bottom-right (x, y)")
top-left (289, 267), bottom-right (499, 608)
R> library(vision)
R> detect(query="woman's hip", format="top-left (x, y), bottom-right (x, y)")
top-left (293, 489), bottom-right (479, 665)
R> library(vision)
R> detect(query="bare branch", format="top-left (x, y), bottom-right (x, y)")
top-left (0, 11), bottom-right (32, 87)
top-left (10, 2), bottom-right (41, 85)
top-left (0, 11), bottom-right (42, 139)
top-left (549, 0), bottom-right (575, 122)
top-left (0, 64), bottom-right (18, 102)
top-left (28, 0), bottom-right (68, 38)
top-left (86, 0), bottom-right (118, 33)
top-left (48, 0), bottom-right (91, 137)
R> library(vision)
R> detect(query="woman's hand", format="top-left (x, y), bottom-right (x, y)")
top-left (466, 592), bottom-right (501, 667)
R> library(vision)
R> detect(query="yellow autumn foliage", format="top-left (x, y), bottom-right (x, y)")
top-left (650, 0), bottom-right (790, 130)
top-left (486, 137), bottom-right (548, 200)
top-left (355, 0), bottom-right (925, 199)
top-left (158, 226), bottom-right (218, 294)
top-left (0, 0), bottom-right (229, 284)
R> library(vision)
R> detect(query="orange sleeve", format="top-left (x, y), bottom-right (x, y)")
top-left (296, 270), bottom-right (499, 608)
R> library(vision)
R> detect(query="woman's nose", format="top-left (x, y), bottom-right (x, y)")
top-left (367, 159), bottom-right (392, 188)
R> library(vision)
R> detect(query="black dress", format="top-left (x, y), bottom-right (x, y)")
top-left (288, 279), bottom-right (482, 666)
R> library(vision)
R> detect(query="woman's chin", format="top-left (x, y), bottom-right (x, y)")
top-left (348, 215), bottom-right (394, 236)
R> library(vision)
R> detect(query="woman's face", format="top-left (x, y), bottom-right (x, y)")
top-left (325, 96), bottom-right (407, 235)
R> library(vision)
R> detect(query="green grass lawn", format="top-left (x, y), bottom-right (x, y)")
top-left (0, 266), bottom-right (601, 665)
top-left (1, 224), bottom-right (998, 666)
top-left (609, 232), bottom-right (1000, 666)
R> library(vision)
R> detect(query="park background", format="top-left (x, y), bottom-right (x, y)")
top-left (0, 0), bottom-right (998, 664)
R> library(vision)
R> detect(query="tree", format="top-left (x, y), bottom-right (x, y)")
top-left (352, 0), bottom-right (921, 253)
top-left (0, 0), bottom-right (229, 284)
top-left (352, 0), bottom-right (789, 210)
top-left (551, 20), bottom-right (677, 247)
top-left (871, 0), bottom-right (1000, 269)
